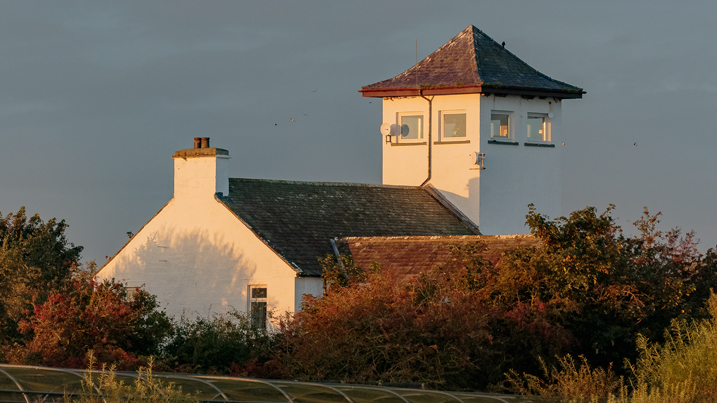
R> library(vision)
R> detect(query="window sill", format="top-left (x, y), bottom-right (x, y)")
top-left (390, 142), bottom-right (427, 147)
top-left (487, 139), bottom-right (519, 146)
top-left (434, 140), bottom-right (470, 145)
top-left (524, 142), bottom-right (555, 148)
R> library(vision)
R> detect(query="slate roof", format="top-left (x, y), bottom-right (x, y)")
top-left (360, 25), bottom-right (584, 99)
top-left (218, 179), bottom-right (479, 277)
top-left (336, 235), bottom-right (540, 281)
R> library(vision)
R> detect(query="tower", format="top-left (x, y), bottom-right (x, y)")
top-left (360, 26), bottom-right (584, 234)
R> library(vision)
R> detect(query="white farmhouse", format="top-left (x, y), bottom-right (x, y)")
top-left (98, 25), bottom-right (582, 325)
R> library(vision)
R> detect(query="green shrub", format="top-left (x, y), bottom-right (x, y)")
top-left (161, 309), bottom-right (275, 375)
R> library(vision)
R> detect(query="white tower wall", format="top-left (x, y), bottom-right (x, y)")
top-left (380, 94), bottom-right (563, 235)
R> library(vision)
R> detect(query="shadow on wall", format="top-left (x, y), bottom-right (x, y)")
top-left (105, 226), bottom-right (281, 320)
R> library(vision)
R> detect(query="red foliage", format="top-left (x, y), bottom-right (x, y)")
top-left (5, 270), bottom-right (156, 369)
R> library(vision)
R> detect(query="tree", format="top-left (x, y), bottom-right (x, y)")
top-left (0, 207), bottom-right (83, 344)
top-left (4, 269), bottom-right (171, 369)
top-left (486, 205), bottom-right (700, 372)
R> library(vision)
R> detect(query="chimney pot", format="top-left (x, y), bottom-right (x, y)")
top-left (193, 137), bottom-right (202, 149)
top-left (201, 137), bottom-right (210, 149)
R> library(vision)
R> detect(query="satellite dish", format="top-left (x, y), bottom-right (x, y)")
top-left (380, 123), bottom-right (392, 136)
top-left (548, 112), bottom-right (554, 118)
top-left (380, 123), bottom-right (401, 136)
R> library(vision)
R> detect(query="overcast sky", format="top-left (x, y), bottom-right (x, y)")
top-left (2, 1), bottom-right (716, 264)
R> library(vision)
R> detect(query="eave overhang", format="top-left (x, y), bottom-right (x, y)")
top-left (359, 85), bottom-right (584, 99)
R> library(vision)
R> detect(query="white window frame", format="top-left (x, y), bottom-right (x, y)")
top-left (248, 285), bottom-right (268, 329)
top-left (526, 112), bottom-right (551, 143)
top-left (397, 112), bottom-right (425, 142)
top-left (490, 110), bottom-right (512, 141)
top-left (440, 110), bottom-right (467, 141)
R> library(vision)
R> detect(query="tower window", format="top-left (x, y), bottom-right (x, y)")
top-left (490, 112), bottom-right (510, 138)
top-left (400, 115), bottom-right (423, 140)
top-left (249, 286), bottom-right (267, 329)
top-left (443, 113), bottom-right (466, 138)
top-left (527, 113), bottom-right (549, 141)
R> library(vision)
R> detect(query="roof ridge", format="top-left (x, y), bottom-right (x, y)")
top-left (361, 24), bottom-right (584, 98)
top-left (229, 177), bottom-right (422, 189)
top-left (337, 234), bottom-right (535, 241)
top-left (470, 25), bottom-right (579, 90)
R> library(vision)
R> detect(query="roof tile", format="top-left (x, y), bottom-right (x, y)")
top-left (361, 25), bottom-right (583, 98)
top-left (219, 179), bottom-right (478, 276)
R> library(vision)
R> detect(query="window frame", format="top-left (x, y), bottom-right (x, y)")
top-left (397, 112), bottom-right (425, 142)
top-left (490, 110), bottom-right (512, 141)
top-left (526, 112), bottom-right (551, 143)
top-left (248, 285), bottom-right (268, 329)
top-left (440, 110), bottom-right (467, 141)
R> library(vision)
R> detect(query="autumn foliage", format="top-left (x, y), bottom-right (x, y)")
top-left (270, 205), bottom-right (714, 390)
top-left (2, 204), bottom-right (717, 395)
top-left (4, 269), bottom-right (170, 369)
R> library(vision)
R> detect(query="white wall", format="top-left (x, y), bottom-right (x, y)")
top-left (381, 94), bottom-right (483, 225)
top-left (98, 151), bottom-right (315, 320)
top-left (479, 95), bottom-right (562, 234)
top-left (380, 94), bottom-right (563, 235)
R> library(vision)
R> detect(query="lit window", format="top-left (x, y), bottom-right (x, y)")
top-left (490, 113), bottom-right (510, 138)
top-left (443, 113), bottom-right (466, 138)
top-left (527, 113), bottom-right (548, 141)
top-left (400, 115), bottom-right (423, 140)
top-left (249, 286), bottom-right (267, 329)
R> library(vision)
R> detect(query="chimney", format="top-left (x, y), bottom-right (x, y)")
top-left (172, 138), bottom-right (230, 200)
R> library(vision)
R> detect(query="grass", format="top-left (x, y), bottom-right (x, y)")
top-left (507, 293), bottom-right (717, 403)
top-left (62, 353), bottom-right (199, 403)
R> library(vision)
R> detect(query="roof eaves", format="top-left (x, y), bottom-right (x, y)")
top-left (359, 85), bottom-right (483, 98)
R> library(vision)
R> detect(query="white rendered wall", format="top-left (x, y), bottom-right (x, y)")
top-left (98, 152), bottom-right (319, 320)
top-left (478, 95), bottom-right (562, 234)
top-left (381, 94), bottom-right (483, 225)
top-left (380, 94), bottom-right (562, 235)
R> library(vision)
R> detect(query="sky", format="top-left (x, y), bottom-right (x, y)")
top-left (1, 1), bottom-right (716, 265)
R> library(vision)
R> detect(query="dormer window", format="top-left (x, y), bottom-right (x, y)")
top-left (527, 113), bottom-right (549, 142)
top-left (490, 112), bottom-right (510, 139)
top-left (442, 112), bottom-right (466, 139)
top-left (400, 114), bottom-right (424, 140)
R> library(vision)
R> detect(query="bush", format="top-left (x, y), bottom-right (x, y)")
top-left (273, 264), bottom-right (564, 390)
top-left (3, 269), bottom-right (171, 369)
top-left (507, 293), bottom-right (717, 403)
top-left (161, 309), bottom-right (276, 376)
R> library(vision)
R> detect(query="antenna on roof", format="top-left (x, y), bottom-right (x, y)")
top-left (415, 39), bottom-right (418, 88)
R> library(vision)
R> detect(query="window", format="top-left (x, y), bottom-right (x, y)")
top-left (249, 286), bottom-right (267, 329)
top-left (490, 112), bottom-right (510, 139)
top-left (527, 113), bottom-right (548, 141)
top-left (442, 112), bottom-right (466, 138)
top-left (126, 287), bottom-right (141, 300)
top-left (400, 114), bottom-right (423, 140)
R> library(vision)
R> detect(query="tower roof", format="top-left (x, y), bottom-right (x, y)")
top-left (360, 25), bottom-right (584, 99)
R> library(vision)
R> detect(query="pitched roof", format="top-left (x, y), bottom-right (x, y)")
top-left (336, 235), bottom-right (540, 280)
top-left (360, 25), bottom-right (584, 99)
top-left (218, 179), bottom-right (479, 277)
